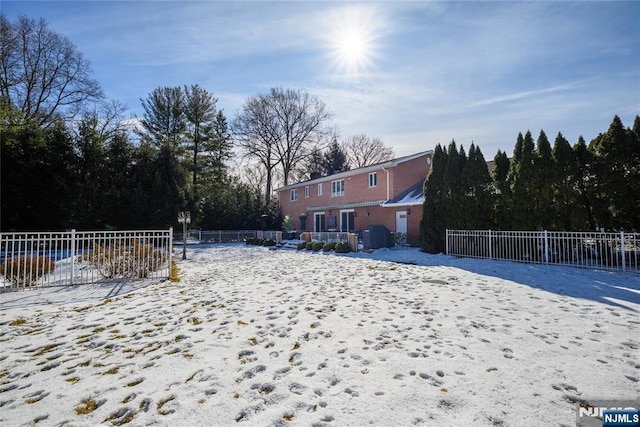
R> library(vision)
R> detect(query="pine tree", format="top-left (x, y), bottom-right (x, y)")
top-left (421, 144), bottom-right (448, 253)
top-left (507, 131), bottom-right (537, 229)
top-left (461, 144), bottom-right (494, 229)
top-left (491, 150), bottom-right (511, 229)
top-left (551, 132), bottom-right (580, 230)
top-left (589, 115), bottom-right (639, 230)
top-left (532, 130), bottom-right (555, 229)
top-left (322, 138), bottom-right (349, 175)
top-left (573, 136), bottom-right (597, 230)
top-left (443, 140), bottom-right (466, 230)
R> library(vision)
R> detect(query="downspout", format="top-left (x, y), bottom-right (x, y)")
top-left (381, 166), bottom-right (390, 203)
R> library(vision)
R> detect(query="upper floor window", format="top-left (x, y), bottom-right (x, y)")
top-left (317, 183), bottom-right (323, 196)
top-left (369, 172), bottom-right (377, 187)
top-left (290, 189), bottom-right (297, 201)
top-left (331, 179), bottom-right (344, 197)
top-left (304, 186), bottom-right (310, 198)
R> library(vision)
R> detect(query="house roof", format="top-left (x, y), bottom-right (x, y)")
top-left (276, 150), bottom-right (433, 192)
top-left (381, 179), bottom-right (425, 207)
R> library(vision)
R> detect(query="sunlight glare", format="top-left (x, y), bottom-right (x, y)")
top-left (325, 5), bottom-right (382, 77)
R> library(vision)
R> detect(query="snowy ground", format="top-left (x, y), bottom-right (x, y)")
top-left (1, 244), bottom-right (639, 426)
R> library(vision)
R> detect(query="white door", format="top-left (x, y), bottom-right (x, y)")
top-left (395, 211), bottom-right (408, 233)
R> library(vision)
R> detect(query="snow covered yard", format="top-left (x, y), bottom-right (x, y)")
top-left (1, 245), bottom-right (638, 426)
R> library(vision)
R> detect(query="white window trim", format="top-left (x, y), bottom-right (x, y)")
top-left (369, 172), bottom-right (377, 188)
top-left (331, 179), bottom-right (344, 197)
top-left (317, 183), bottom-right (323, 196)
top-left (304, 186), bottom-right (310, 198)
top-left (290, 189), bottom-right (297, 202)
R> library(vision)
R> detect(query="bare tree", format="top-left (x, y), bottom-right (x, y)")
top-left (0, 14), bottom-right (103, 127)
top-left (233, 87), bottom-right (332, 205)
top-left (343, 134), bottom-right (394, 168)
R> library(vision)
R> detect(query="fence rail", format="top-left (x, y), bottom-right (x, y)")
top-left (0, 229), bottom-right (173, 289)
top-left (446, 229), bottom-right (639, 272)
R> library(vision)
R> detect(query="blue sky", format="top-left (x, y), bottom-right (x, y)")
top-left (3, 1), bottom-right (639, 158)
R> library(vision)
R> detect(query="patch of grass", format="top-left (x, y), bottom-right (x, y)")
top-left (9, 317), bottom-right (27, 326)
top-left (237, 320), bottom-right (247, 326)
top-left (33, 343), bottom-right (62, 357)
top-left (249, 337), bottom-right (258, 346)
top-left (103, 367), bottom-right (119, 375)
top-left (283, 412), bottom-right (294, 421)
top-left (170, 260), bottom-right (180, 282)
top-left (92, 327), bottom-right (106, 334)
top-left (156, 395), bottom-right (176, 415)
top-left (75, 399), bottom-right (98, 415)
top-left (126, 378), bottom-right (144, 387)
top-left (66, 377), bottom-right (81, 384)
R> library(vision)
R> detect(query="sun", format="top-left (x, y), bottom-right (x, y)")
top-left (325, 6), bottom-right (380, 77)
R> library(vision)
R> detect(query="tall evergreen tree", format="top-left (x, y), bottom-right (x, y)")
top-left (573, 136), bottom-right (597, 230)
top-left (442, 140), bottom-right (466, 230)
top-left (532, 130), bottom-right (555, 229)
top-left (461, 144), bottom-right (493, 229)
top-left (421, 144), bottom-right (448, 253)
top-left (589, 115), bottom-right (640, 230)
top-left (322, 138), bottom-right (349, 175)
top-left (491, 149), bottom-right (511, 229)
top-left (551, 132), bottom-right (582, 230)
top-left (139, 86), bottom-right (186, 150)
top-left (183, 84), bottom-right (217, 205)
top-left (506, 131), bottom-right (537, 229)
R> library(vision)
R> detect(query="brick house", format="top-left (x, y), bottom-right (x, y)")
top-left (276, 150), bottom-right (433, 241)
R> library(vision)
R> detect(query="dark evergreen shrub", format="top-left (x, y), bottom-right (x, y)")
top-left (297, 242), bottom-right (307, 250)
top-left (323, 242), bottom-right (335, 252)
top-left (312, 242), bottom-right (323, 251)
top-left (306, 242), bottom-right (313, 250)
top-left (334, 241), bottom-right (350, 253)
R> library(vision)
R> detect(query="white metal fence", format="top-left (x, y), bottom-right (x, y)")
top-left (446, 230), bottom-right (639, 272)
top-left (174, 230), bottom-right (257, 244)
top-left (0, 229), bottom-right (173, 289)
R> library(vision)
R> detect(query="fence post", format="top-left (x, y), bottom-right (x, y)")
top-left (544, 230), bottom-right (549, 264)
top-left (168, 227), bottom-right (173, 279)
top-left (70, 229), bottom-right (76, 285)
top-left (445, 229), bottom-right (449, 255)
top-left (488, 230), bottom-right (492, 260)
top-left (621, 231), bottom-right (626, 272)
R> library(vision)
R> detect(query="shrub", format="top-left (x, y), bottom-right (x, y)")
top-left (334, 241), bottom-right (350, 253)
top-left (305, 242), bottom-right (313, 250)
top-left (323, 242), bottom-right (335, 252)
top-left (297, 242), bottom-right (307, 250)
top-left (262, 238), bottom-right (276, 247)
top-left (0, 256), bottom-right (55, 287)
top-left (312, 242), bottom-right (323, 252)
top-left (84, 239), bottom-right (167, 279)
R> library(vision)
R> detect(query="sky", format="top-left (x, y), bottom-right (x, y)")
top-left (2, 0), bottom-right (639, 158)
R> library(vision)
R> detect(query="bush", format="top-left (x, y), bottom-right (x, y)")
top-left (0, 256), bottom-right (55, 287)
top-left (323, 242), bottom-right (335, 252)
top-left (84, 239), bottom-right (167, 279)
top-left (312, 242), bottom-right (323, 252)
top-left (297, 242), bottom-right (307, 250)
top-left (335, 241), bottom-right (350, 253)
top-left (305, 242), bottom-right (313, 251)
top-left (262, 238), bottom-right (276, 247)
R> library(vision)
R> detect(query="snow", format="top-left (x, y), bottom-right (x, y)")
top-left (1, 244), bottom-right (639, 426)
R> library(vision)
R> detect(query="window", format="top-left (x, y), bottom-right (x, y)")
top-left (317, 183), bottom-right (323, 196)
top-left (290, 189), bottom-right (297, 201)
top-left (304, 186), bottom-right (310, 198)
top-left (369, 172), bottom-right (377, 187)
top-left (331, 179), bottom-right (344, 197)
